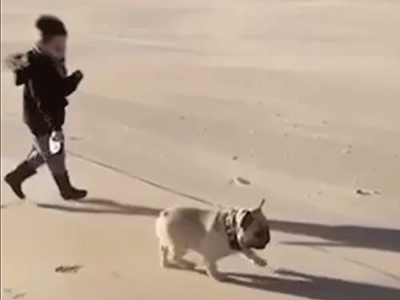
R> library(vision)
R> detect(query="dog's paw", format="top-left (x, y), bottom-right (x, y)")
top-left (207, 271), bottom-right (227, 282)
top-left (178, 260), bottom-right (197, 270)
top-left (167, 258), bottom-right (197, 271)
top-left (161, 260), bottom-right (172, 269)
top-left (253, 257), bottom-right (267, 267)
top-left (205, 264), bottom-right (226, 282)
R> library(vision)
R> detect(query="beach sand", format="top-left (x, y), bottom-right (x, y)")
top-left (2, 0), bottom-right (400, 299)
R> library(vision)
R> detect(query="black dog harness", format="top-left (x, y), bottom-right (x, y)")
top-left (221, 208), bottom-right (242, 251)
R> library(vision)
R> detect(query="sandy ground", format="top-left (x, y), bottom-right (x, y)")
top-left (2, 0), bottom-right (400, 299)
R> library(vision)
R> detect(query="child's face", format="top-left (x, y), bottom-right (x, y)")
top-left (42, 35), bottom-right (67, 61)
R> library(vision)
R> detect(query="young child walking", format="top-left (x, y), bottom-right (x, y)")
top-left (4, 15), bottom-right (87, 200)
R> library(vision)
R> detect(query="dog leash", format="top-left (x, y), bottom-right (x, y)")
top-left (67, 150), bottom-right (220, 208)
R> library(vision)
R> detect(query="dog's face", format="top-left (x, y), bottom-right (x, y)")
top-left (236, 199), bottom-right (270, 250)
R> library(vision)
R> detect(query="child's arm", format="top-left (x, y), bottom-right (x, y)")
top-left (62, 70), bottom-right (84, 96)
top-left (33, 57), bottom-right (83, 98)
top-left (31, 59), bottom-right (82, 131)
top-left (15, 69), bottom-right (29, 86)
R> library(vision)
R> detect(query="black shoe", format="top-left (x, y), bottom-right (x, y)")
top-left (52, 172), bottom-right (87, 200)
top-left (4, 161), bottom-right (37, 199)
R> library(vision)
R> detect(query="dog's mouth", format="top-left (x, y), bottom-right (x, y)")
top-left (253, 243), bottom-right (268, 250)
top-left (252, 228), bottom-right (270, 249)
top-left (253, 233), bottom-right (271, 249)
top-left (243, 237), bottom-right (269, 250)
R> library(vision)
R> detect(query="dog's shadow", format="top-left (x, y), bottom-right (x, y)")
top-left (170, 266), bottom-right (400, 300)
top-left (36, 198), bottom-right (162, 217)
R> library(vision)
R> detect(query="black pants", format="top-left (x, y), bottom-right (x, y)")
top-left (26, 131), bottom-right (67, 175)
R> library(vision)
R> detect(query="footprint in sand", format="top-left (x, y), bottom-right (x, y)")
top-left (234, 177), bottom-right (251, 186)
top-left (12, 292), bottom-right (26, 299)
top-left (342, 145), bottom-right (353, 154)
top-left (355, 189), bottom-right (380, 196)
top-left (2, 289), bottom-right (26, 300)
top-left (55, 265), bottom-right (83, 274)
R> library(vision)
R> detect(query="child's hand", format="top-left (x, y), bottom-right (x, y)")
top-left (72, 70), bottom-right (84, 83)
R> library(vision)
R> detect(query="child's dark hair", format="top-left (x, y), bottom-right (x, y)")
top-left (35, 15), bottom-right (68, 43)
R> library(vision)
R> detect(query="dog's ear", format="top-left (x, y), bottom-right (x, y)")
top-left (254, 198), bottom-right (266, 213)
top-left (239, 210), bottom-right (255, 230)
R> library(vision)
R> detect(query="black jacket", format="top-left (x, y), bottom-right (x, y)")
top-left (10, 47), bottom-right (82, 136)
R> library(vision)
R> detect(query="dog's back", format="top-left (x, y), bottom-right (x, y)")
top-left (156, 207), bottom-right (217, 250)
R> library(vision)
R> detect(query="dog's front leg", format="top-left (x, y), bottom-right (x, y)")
top-left (204, 259), bottom-right (227, 282)
top-left (241, 249), bottom-right (267, 267)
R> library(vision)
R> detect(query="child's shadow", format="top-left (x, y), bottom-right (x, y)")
top-left (36, 198), bottom-right (162, 217)
top-left (174, 266), bottom-right (400, 300)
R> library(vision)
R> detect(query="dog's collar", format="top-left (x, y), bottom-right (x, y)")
top-left (221, 208), bottom-right (242, 251)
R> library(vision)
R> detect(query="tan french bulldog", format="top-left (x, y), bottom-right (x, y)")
top-left (155, 199), bottom-right (270, 281)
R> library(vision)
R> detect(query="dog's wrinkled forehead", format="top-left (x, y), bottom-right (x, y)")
top-left (236, 199), bottom-right (267, 230)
